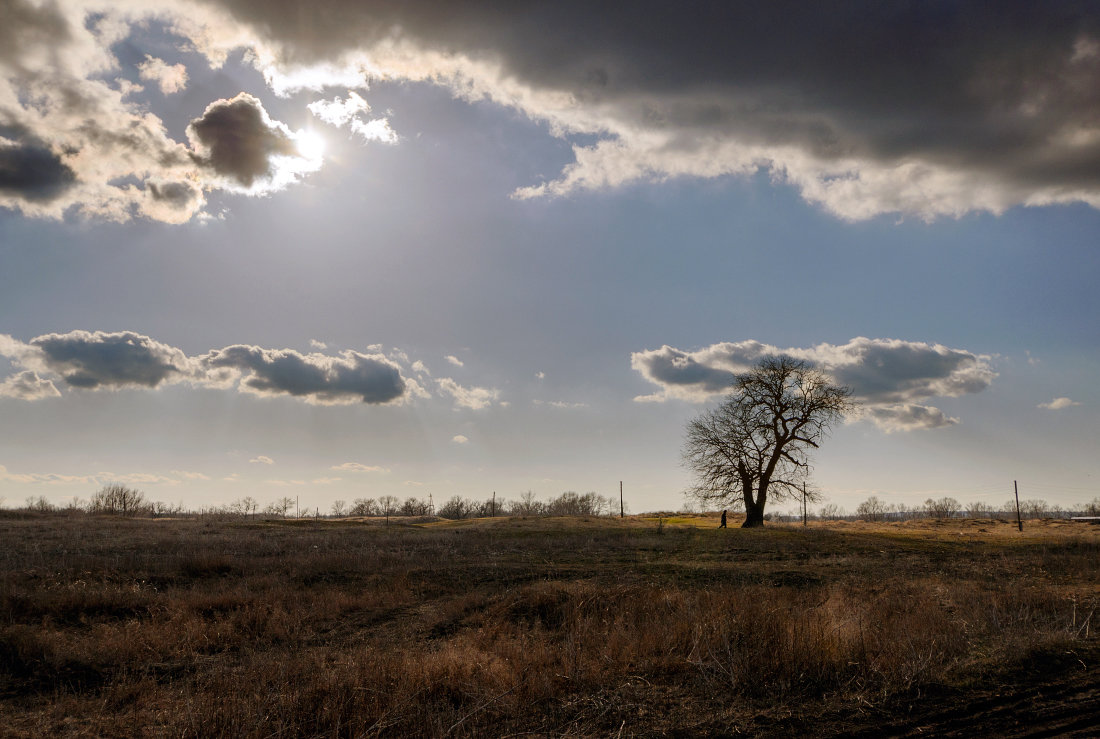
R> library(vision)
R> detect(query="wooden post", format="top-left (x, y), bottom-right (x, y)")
top-left (492, 491), bottom-right (496, 518)
top-left (1014, 480), bottom-right (1023, 532)
top-left (620, 481), bottom-right (624, 518)
top-left (802, 483), bottom-right (807, 526)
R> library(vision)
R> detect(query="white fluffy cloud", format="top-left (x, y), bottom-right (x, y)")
top-left (631, 337), bottom-right (996, 432)
top-left (1038, 397), bottom-right (1081, 410)
top-left (0, 371), bottom-right (60, 400)
top-left (436, 377), bottom-right (500, 410)
top-left (137, 55), bottom-right (188, 94)
top-left (308, 90), bottom-right (398, 144)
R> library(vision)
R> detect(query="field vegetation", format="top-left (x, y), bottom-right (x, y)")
top-left (1, 511), bottom-right (1097, 736)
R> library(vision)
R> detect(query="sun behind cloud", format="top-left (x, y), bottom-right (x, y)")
top-left (293, 130), bottom-right (326, 165)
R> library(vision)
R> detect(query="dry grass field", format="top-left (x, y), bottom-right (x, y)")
top-left (1, 512), bottom-right (1098, 737)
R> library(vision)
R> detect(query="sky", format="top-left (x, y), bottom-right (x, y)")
top-left (1, 1), bottom-right (1098, 514)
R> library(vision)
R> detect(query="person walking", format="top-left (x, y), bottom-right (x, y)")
top-left (719, 509), bottom-right (727, 528)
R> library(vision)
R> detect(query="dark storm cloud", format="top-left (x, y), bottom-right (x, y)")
top-left (632, 338), bottom-right (995, 431)
top-left (5, 1), bottom-right (1099, 221)
top-left (28, 331), bottom-right (196, 389)
top-left (202, 345), bottom-right (408, 404)
top-left (202, 0), bottom-right (1100, 216)
top-left (186, 93), bottom-right (298, 188)
top-left (0, 138), bottom-right (76, 202)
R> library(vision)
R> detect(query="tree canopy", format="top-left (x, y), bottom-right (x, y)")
top-left (683, 355), bottom-right (853, 527)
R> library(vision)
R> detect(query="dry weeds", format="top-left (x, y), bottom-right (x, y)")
top-left (0, 513), bottom-right (1097, 736)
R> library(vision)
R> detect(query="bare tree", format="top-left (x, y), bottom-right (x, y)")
top-left (400, 497), bottom-right (430, 516)
top-left (439, 495), bottom-right (471, 519)
top-left (856, 496), bottom-right (886, 522)
top-left (330, 499), bottom-right (348, 517)
top-left (349, 498), bottom-right (377, 516)
top-left (510, 490), bottom-right (543, 516)
top-left (265, 496), bottom-right (295, 518)
top-left (378, 495), bottom-right (400, 522)
top-left (967, 501), bottom-right (993, 518)
top-left (91, 484), bottom-right (148, 516)
top-left (924, 497), bottom-right (961, 519)
top-left (1019, 499), bottom-right (1049, 519)
top-left (683, 356), bottom-right (852, 527)
top-left (25, 495), bottom-right (55, 513)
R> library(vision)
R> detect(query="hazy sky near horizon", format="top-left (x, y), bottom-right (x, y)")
top-left (1, 1), bottom-right (1098, 513)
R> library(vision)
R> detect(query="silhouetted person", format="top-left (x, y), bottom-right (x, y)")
top-left (719, 509), bottom-right (727, 528)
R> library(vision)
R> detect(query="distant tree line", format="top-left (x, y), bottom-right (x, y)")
top-left (799, 495), bottom-right (1100, 523)
top-left (5, 486), bottom-right (623, 521)
top-left (8, 485), bottom-right (1098, 524)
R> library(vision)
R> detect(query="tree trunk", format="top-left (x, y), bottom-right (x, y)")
top-left (739, 466), bottom-right (765, 526)
top-left (742, 499), bottom-right (765, 527)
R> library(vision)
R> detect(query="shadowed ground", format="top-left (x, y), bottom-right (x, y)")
top-left (0, 512), bottom-right (1097, 736)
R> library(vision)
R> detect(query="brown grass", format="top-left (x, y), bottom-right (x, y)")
top-left (0, 514), bottom-right (1097, 736)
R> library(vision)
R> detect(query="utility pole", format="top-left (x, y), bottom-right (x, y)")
top-left (1014, 480), bottom-right (1023, 532)
top-left (802, 482), bottom-right (807, 526)
top-left (492, 491), bottom-right (496, 518)
top-left (620, 481), bottom-right (624, 518)
top-left (296, 496), bottom-right (299, 519)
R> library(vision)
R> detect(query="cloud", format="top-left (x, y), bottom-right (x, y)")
top-left (3, 3), bottom-right (1098, 223)
top-left (137, 55), bottom-right (188, 94)
top-left (0, 134), bottom-right (77, 203)
top-left (1038, 397), bottom-right (1081, 410)
top-left (436, 377), bottom-right (500, 410)
top-left (308, 90), bottom-right (398, 144)
top-left (0, 330), bottom-right (489, 409)
top-left (0, 464), bottom-right (93, 485)
top-left (187, 93), bottom-right (318, 191)
top-left (170, 470), bottom-right (211, 480)
top-left (2, 330), bottom-right (204, 391)
top-left (249, 455), bottom-right (275, 465)
top-left (451, 434), bottom-right (469, 444)
top-left (632, 337), bottom-right (996, 431)
top-left (203, 345), bottom-right (408, 405)
top-left (0, 371), bottom-right (61, 400)
top-left (100, 472), bottom-right (180, 485)
top-left (331, 462), bottom-right (389, 473)
top-left (863, 404), bottom-right (960, 433)
top-left (534, 399), bottom-right (587, 409)
top-left (180, 1), bottom-right (1100, 220)
top-left (445, 355), bottom-right (464, 367)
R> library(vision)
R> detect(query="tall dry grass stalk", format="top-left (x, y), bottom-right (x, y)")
top-left (1, 514), bottom-right (1096, 736)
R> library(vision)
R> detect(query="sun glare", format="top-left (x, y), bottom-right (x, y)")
top-left (294, 130), bottom-right (326, 163)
